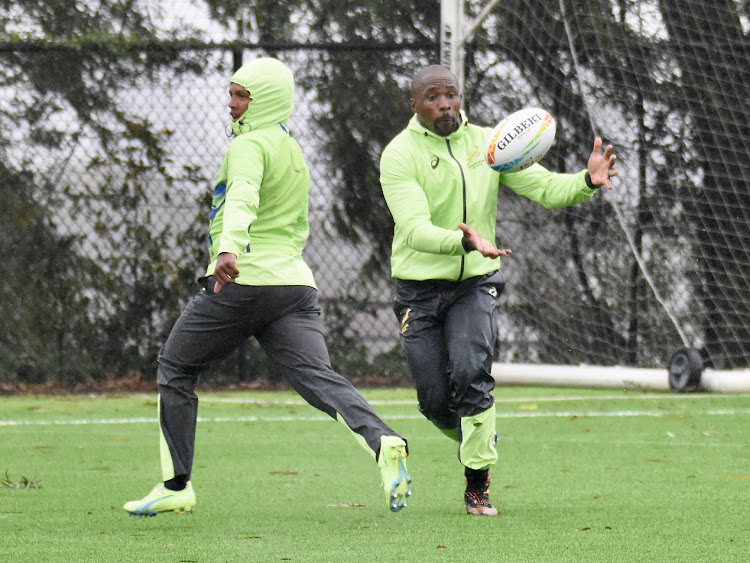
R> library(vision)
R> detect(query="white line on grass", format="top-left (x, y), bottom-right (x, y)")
top-left (513, 436), bottom-right (750, 449)
top-left (194, 392), bottom-right (750, 407)
top-left (196, 396), bottom-right (417, 406)
top-left (2, 408), bottom-right (750, 426)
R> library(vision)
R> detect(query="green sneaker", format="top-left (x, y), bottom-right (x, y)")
top-left (378, 436), bottom-right (411, 512)
top-left (123, 482), bottom-right (196, 516)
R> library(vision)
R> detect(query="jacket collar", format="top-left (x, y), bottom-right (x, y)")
top-left (407, 110), bottom-right (469, 141)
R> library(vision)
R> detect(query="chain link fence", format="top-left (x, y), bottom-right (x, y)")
top-left (4, 0), bottom-right (750, 385)
top-left (3, 44), bottom-right (428, 384)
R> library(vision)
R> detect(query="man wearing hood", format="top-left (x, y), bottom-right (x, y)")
top-left (379, 65), bottom-right (617, 516)
top-left (124, 58), bottom-right (411, 516)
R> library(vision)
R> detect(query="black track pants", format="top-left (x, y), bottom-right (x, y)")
top-left (156, 278), bottom-right (401, 480)
top-left (392, 271), bottom-right (504, 432)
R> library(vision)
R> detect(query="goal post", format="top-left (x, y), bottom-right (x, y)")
top-left (440, 0), bottom-right (465, 91)
top-left (440, 0), bottom-right (503, 94)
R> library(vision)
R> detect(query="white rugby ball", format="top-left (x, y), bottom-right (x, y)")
top-left (484, 107), bottom-right (556, 172)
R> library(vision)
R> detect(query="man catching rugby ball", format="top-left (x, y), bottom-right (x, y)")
top-left (379, 64), bottom-right (617, 516)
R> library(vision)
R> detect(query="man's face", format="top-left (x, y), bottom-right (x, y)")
top-left (228, 83), bottom-right (251, 121)
top-left (410, 70), bottom-right (461, 137)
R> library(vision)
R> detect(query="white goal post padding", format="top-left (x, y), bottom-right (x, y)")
top-left (440, 0), bottom-right (464, 90)
top-left (492, 363), bottom-right (750, 393)
top-left (440, 0), bottom-right (503, 93)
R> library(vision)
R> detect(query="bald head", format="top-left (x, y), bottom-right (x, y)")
top-left (411, 65), bottom-right (459, 98)
top-left (409, 65), bottom-right (462, 137)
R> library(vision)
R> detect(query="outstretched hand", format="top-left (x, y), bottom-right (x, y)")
top-left (458, 223), bottom-right (511, 259)
top-left (587, 137), bottom-right (618, 190)
top-left (212, 252), bottom-right (239, 293)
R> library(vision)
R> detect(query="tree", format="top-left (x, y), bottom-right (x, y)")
top-left (657, 0), bottom-right (750, 368)
top-left (0, 0), bottom-right (209, 381)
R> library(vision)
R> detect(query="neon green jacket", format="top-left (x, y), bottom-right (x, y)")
top-left (206, 58), bottom-right (316, 288)
top-left (380, 112), bottom-right (597, 281)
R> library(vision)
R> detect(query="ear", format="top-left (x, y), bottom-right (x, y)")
top-left (409, 98), bottom-right (417, 113)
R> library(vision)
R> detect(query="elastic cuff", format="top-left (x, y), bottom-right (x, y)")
top-left (584, 172), bottom-right (600, 190)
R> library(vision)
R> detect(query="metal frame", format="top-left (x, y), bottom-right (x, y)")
top-left (440, 0), bottom-right (503, 94)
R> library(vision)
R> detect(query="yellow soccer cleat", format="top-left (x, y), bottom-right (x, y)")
top-left (123, 481), bottom-right (196, 516)
top-left (377, 436), bottom-right (412, 512)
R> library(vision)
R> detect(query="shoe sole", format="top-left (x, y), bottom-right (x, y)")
top-left (126, 506), bottom-right (194, 517)
top-left (125, 497), bottom-right (196, 517)
top-left (465, 506), bottom-right (498, 516)
top-left (387, 445), bottom-right (412, 512)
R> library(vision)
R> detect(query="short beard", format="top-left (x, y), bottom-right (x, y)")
top-left (434, 115), bottom-right (459, 137)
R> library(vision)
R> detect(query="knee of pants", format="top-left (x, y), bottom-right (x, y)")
top-left (449, 344), bottom-right (493, 379)
top-left (448, 352), bottom-right (494, 394)
top-left (418, 400), bottom-right (458, 431)
top-left (156, 352), bottom-right (200, 392)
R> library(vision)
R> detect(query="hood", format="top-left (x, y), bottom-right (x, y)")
top-left (229, 58), bottom-right (295, 136)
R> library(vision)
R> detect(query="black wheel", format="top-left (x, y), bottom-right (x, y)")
top-left (668, 347), bottom-right (703, 392)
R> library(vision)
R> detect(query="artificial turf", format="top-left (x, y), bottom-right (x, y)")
top-left (2, 387), bottom-right (749, 562)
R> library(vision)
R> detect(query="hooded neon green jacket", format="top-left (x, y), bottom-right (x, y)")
top-left (206, 58), bottom-right (316, 288)
top-left (380, 112), bottom-right (597, 281)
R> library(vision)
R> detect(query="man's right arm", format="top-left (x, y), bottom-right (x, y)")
top-left (379, 145), bottom-right (466, 256)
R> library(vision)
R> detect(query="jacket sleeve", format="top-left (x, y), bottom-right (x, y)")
top-left (217, 137), bottom-right (264, 257)
top-left (499, 165), bottom-right (596, 209)
top-left (380, 144), bottom-right (466, 256)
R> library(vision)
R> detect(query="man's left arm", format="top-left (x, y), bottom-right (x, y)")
top-left (585, 137), bottom-right (618, 189)
top-left (500, 137), bottom-right (617, 209)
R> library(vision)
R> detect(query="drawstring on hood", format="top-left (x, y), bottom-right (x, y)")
top-left (229, 58), bottom-right (295, 137)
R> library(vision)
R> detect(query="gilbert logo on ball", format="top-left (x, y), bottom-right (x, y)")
top-left (484, 108), bottom-right (556, 172)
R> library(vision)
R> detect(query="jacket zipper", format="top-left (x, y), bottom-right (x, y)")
top-left (446, 139), bottom-right (467, 281)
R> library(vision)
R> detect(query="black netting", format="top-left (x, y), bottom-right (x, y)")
top-left (2, 0), bottom-right (748, 384)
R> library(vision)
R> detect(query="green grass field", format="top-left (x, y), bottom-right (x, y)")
top-left (2, 386), bottom-right (749, 562)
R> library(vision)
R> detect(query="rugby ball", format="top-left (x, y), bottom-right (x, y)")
top-left (484, 107), bottom-right (556, 172)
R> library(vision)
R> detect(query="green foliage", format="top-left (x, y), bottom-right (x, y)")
top-left (2, 0), bottom-right (748, 383)
top-left (205, 0), bottom-right (304, 40)
top-left (0, 164), bottom-right (104, 382)
top-left (321, 298), bottom-right (410, 383)
top-left (0, 0), bottom-right (209, 382)
top-left (656, 0), bottom-right (750, 367)
top-left (293, 0), bottom-right (438, 278)
top-left (474, 0), bottom-right (750, 367)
